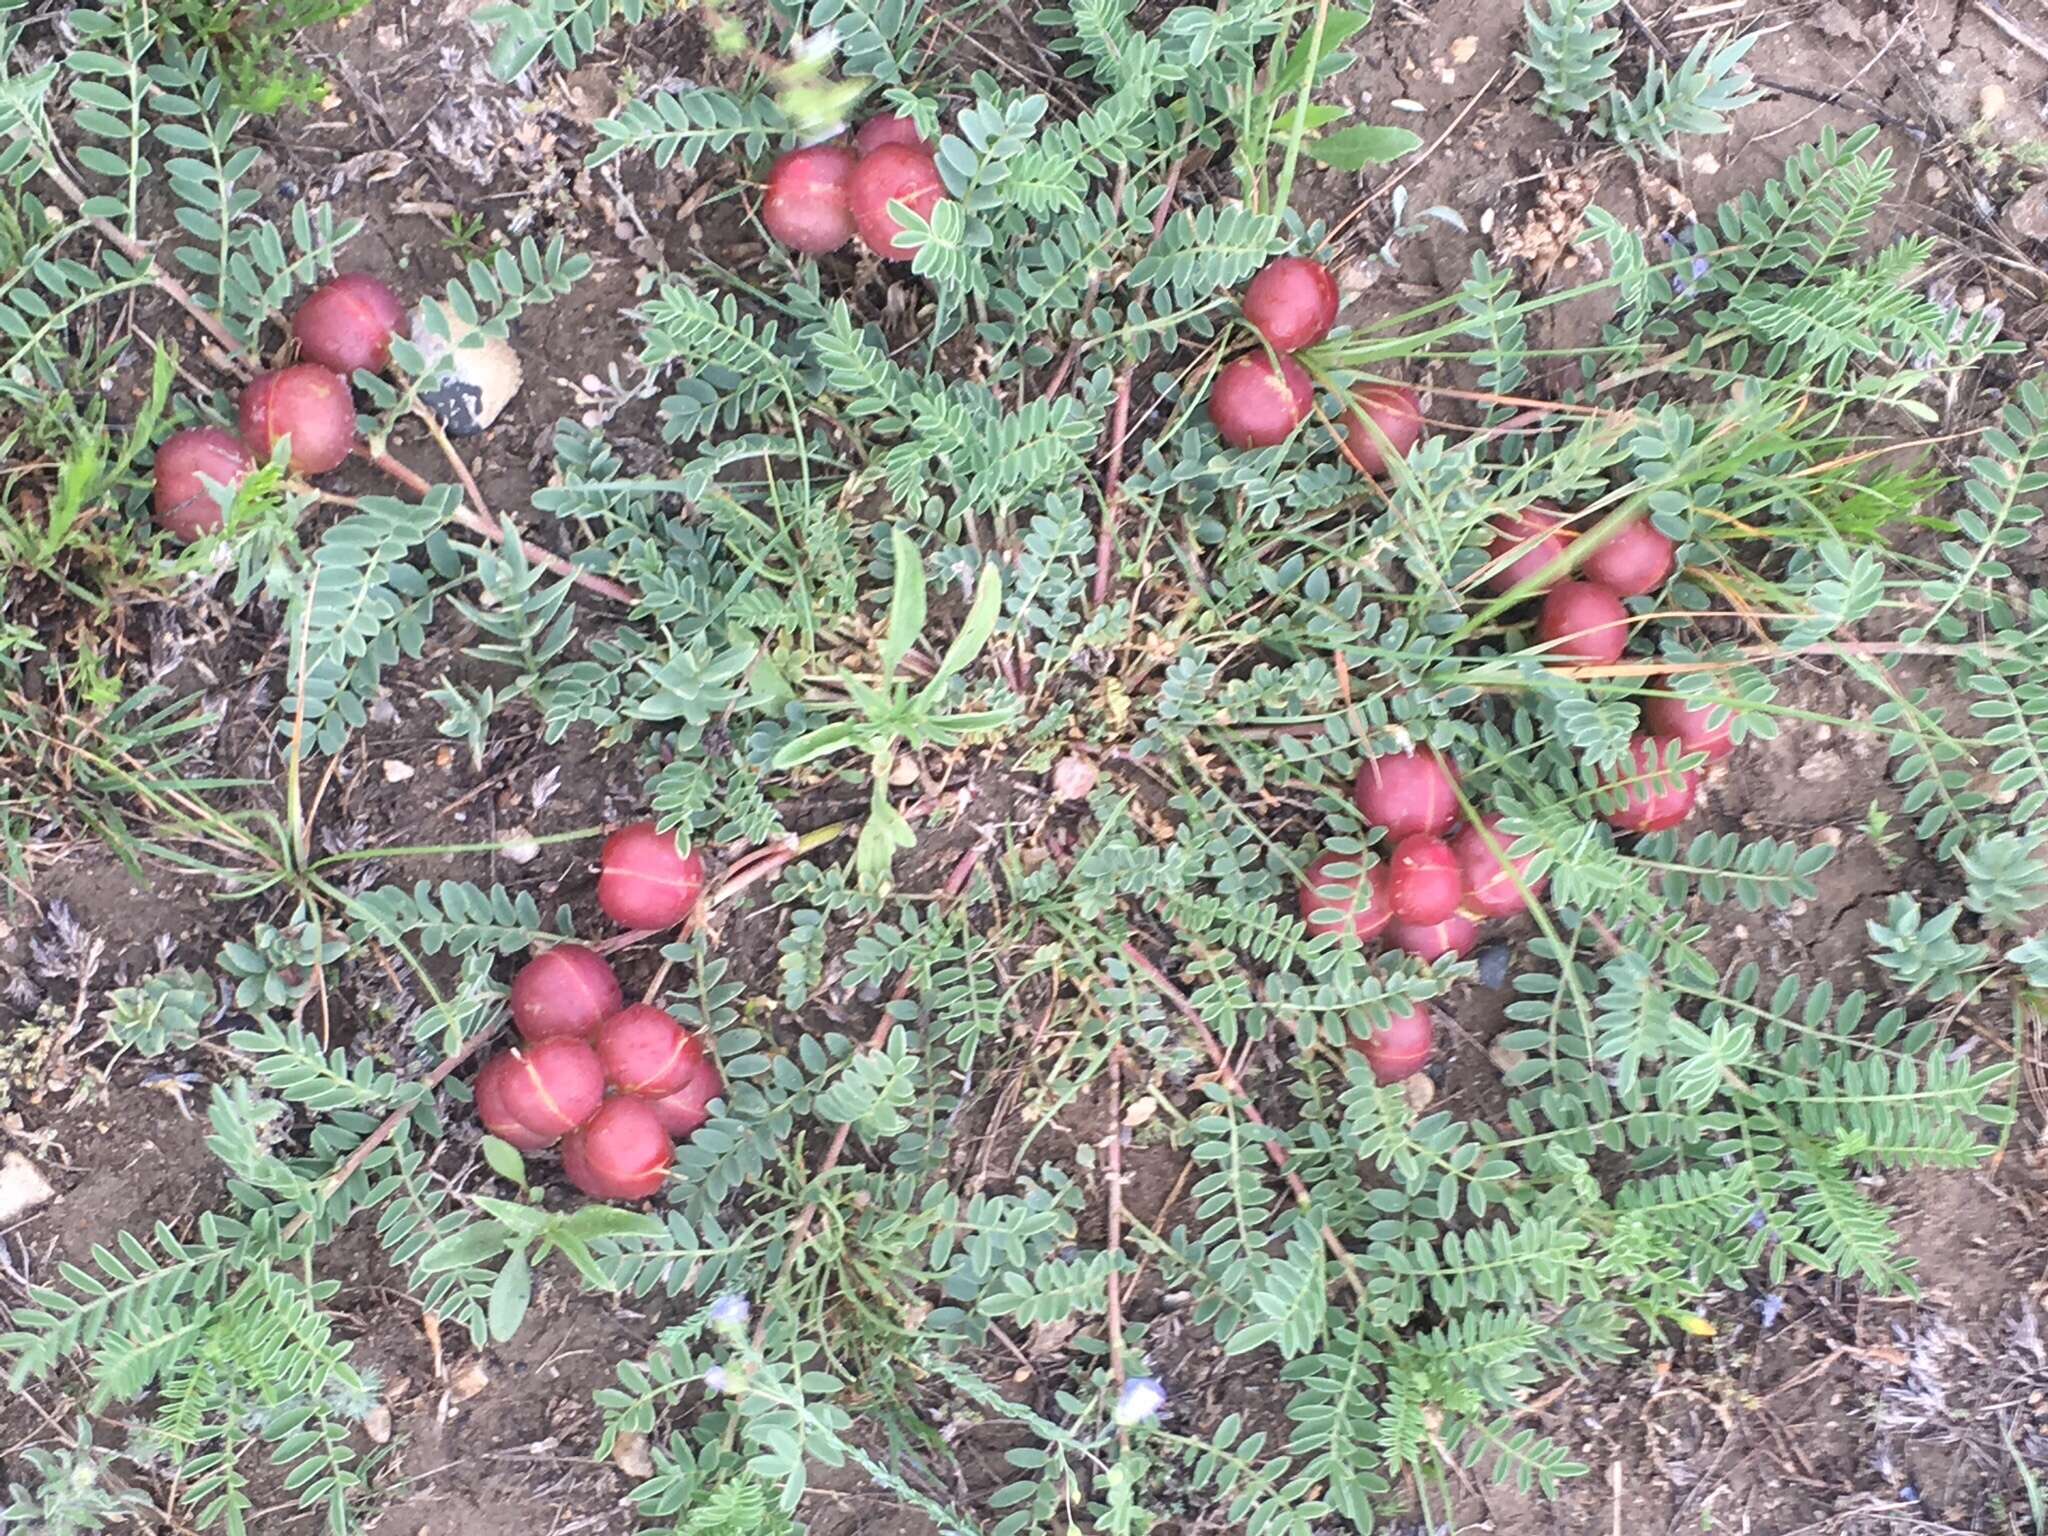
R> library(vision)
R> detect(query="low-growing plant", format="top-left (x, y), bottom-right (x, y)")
top-left (1, 0), bottom-right (2042, 1528)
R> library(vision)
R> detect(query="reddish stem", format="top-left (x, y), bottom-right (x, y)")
top-left (355, 445), bottom-right (637, 606)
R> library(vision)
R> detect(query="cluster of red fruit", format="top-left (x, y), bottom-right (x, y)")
top-left (761, 114), bottom-right (946, 260)
top-left (151, 273), bottom-right (406, 540)
top-left (1208, 253), bottom-right (1425, 475)
top-left (1298, 686), bottom-right (1735, 1086)
top-left (1483, 505), bottom-right (1739, 825)
top-left (473, 821), bottom-right (724, 1201)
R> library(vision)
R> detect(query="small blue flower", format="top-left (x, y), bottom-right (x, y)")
top-left (708, 1294), bottom-right (750, 1330)
top-left (1755, 1293), bottom-right (1785, 1329)
top-left (702, 1365), bottom-right (731, 1395)
top-left (1114, 1377), bottom-right (1167, 1428)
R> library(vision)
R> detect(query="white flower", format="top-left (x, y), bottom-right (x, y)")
top-left (1113, 1377), bottom-right (1166, 1428)
top-left (702, 1365), bottom-right (731, 1395)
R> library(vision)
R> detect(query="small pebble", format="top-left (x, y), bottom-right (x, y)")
top-left (1473, 940), bottom-right (1511, 988)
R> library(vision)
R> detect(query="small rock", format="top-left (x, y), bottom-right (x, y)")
top-left (1691, 150), bottom-right (1722, 176)
top-left (1449, 34), bottom-right (1478, 63)
top-left (448, 1359), bottom-right (490, 1402)
top-left (413, 301), bottom-right (523, 437)
top-left (1403, 1074), bottom-right (1437, 1113)
top-left (1925, 165), bottom-right (1950, 195)
top-left (887, 753), bottom-right (921, 788)
top-left (1982, 83), bottom-right (2008, 121)
top-left (611, 1431), bottom-right (654, 1479)
top-left (0, 1152), bottom-right (55, 1223)
top-left (1123, 1095), bottom-right (1157, 1128)
top-left (1050, 754), bottom-right (1098, 801)
top-left (1814, 0), bottom-right (1864, 41)
top-left (362, 1405), bottom-right (393, 1444)
top-left (2005, 180), bottom-right (2048, 244)
top-left (1488, 1041), bottom-right (1529, 1076)
top-left (1797, 749), bottom-right (1845, 783)
top-left (499, 827), bottom-right (541, 865)
top-left (382, 759), bottom-right (415, 784)
top-left (1816, 825), bottom-right (1845, 847)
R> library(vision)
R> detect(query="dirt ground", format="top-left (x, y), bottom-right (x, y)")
top-left (7, 0), bottom-right (2048, 1528)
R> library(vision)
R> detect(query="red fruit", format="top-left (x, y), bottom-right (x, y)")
top-left (854, 113), bottom-right (933, 155)
top-left (495, 1039), bottom-right (606, 1138)
top-left (292, 273), bottom-right (404, 376)
top-left (475, 1052), bottom-right (556, 1151)
top-left (762, 145), bottom-right (857, 254)
top-left (1387, 913), bottom-right (1477, 962)
top-left (597, 822), bottom-right (706, 930)
top-left (1208, 353), bottom-right (1314, 449)
top-left (1482, 508), bottom-right (1572, 595)
top-left (1453, 813), bottom-right (1547, 918)
top-left (1387, 834), bottom-right (1463, 925)
top-left (1580, 516), bottom-right (1675, 597)
top-left (1601, 734), bottom-right (1700, 834)
top-left (152, 427), bottom-right (253, 541)
top-left (1349, 1005), bottom-right (1434, 1085)
top-left (848, 142), bottom-right (946, 260)
top-left (1641, 679), bottom-right (1735, 762)
top-left (647, 1050), bottom-right (724, 1138)
top-left (238, 364), bottom-right (355, 476)
top-left (508, 944), bottom-right (623, 1043)
top-left (560, 1097), bottom-right (673, 1201)
top-left (1537, 580), bottom-right (1630, 665)
top-left (595, 1004), bottom-right (707, 1097)
top-left (1337, 385), bottom-right (1426, 477)
top-left (1242, 256), bottom-right (1339, 353)
top-left (1297, 851), bottom-right (1396, 943)
top-left (1352, 747), bottom-right (1460, 838)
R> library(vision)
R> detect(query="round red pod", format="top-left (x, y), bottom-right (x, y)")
top-left (474, 1052), bottom-right (556, 1151)
top-left (1452, 813), bottom-right (1547, 918)
top-left (848, 142), bottom-right (946, 260)
top-left (1482, 508), bottom-right (1573, 596)
top-left (495, 1039), bottom-right (605, 1139)
top-left (560, 1097), bottom-right (673, 1201)
top-left (292, 273), bottom-right (404, 376)
top-left (1601, 734), bottom-right (1700, 834)
top-left (647, 1049), bottom-right (724, 1138)
top-left (762, 145), bottom-right (858, 254)
top-left (597, 821), bottom-right (706, 930)
top-left (1387, 833), bottom-right (1463, 925)
top-left (1386, 912), bottom-right (1477, 962)
top-left (1641, 679), bottom-right (1735, 762)
top-left (853, 113), bottom-right (933, 155)
top-left (1537, 580), bottom-right (1630, 665)
top-left (509, 944), bottom-right (623, 1043)
top-left (1348, 1005), bottom-right (1434, 1085)
top-left (152, 427), bottom-right (253, 541)
top-left (595, 1004), bottom-right (707, 1098)
top-left (1580, 516), bottom-right (1676, 597)
top-left (1336, 385), bottom-right (1426, 478)
top-left (1208, 353), bottom-right (1314, 449)
top-left (238, 364), bottom-right (355, 476)
top-left (1352, 747), bottom-right (1460, 838)
top-left (1297, 850), bottom-right (1396, 943)
top-left (1242, 256), bottom-right (1339, 353)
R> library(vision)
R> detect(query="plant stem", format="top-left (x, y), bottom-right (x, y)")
top-left (353, 445), bottom-right (637, 605)
top-left (1120, 942), bottom-right (1370, 1304)
top-left (280, 1024), bottom-right (498, 1243)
